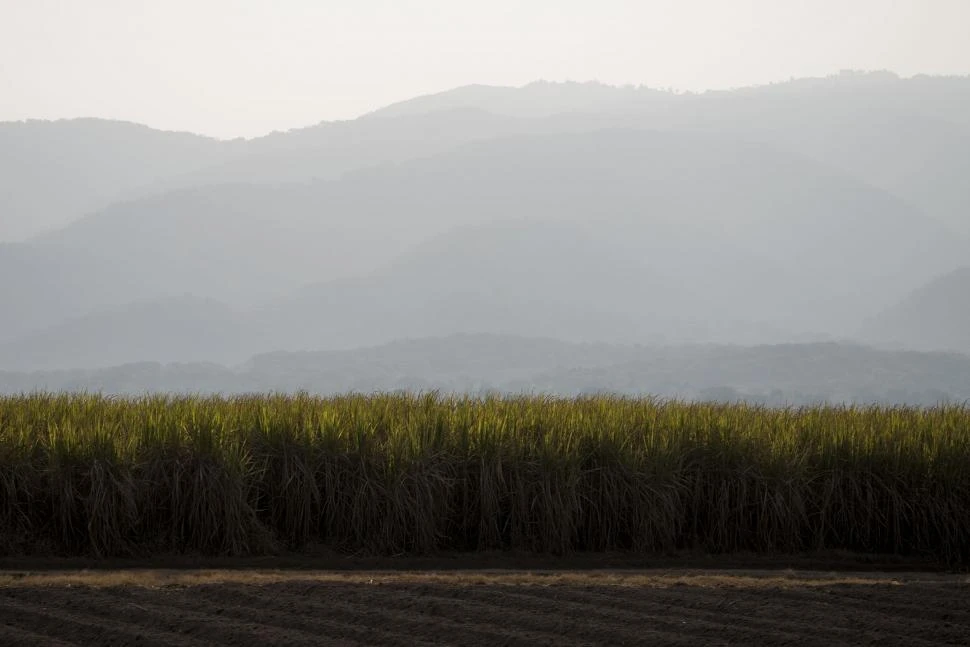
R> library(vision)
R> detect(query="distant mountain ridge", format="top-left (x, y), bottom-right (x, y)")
top-left (6, 72), bottom-right (969, 240)
top-left (0, 296), bottom-right (246, 371)
top-left (368, 72), bottom-right (970, 129)
top-left (2, 128), bottom-right (962, 367)
top-left (862, 267), bottom-right (970, 355)
top-left (2, 335), bottom-right (967, 407)
top-left (364, 80), bottom-right (677, 120)
top-left (1, 72), bottom-right (968, 368)
top-left (0, 118), bottom-right (239, 240)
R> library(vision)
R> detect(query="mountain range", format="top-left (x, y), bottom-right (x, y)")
top-left (1, 71), bottom-right (968, 380)
top-left (2, 335), bottom-right (967, 407)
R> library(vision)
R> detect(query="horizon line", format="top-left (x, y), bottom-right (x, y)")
top-left (2, 68), bottom-right (967, 141)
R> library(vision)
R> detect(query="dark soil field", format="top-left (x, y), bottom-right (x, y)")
top-left (1, 559), bottom-right (968, 646)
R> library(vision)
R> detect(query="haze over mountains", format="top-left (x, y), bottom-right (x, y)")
top-left (2, 335), bottom-right (968, 407)
top-left (2, 71), bottom-right (968, 400)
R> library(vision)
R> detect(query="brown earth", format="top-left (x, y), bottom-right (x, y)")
top-left (0, 560), bottom-right (968, 646)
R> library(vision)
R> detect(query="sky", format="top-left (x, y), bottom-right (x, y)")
top-left (2, 0), bottom-right (969, 139)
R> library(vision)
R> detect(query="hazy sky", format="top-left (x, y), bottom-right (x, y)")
top-left (3, 0), bottom-right (969, 139)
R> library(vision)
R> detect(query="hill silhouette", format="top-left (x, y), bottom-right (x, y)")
top-left (862, 267), bottom-right (970, 355)
top-left (6, 73), bottom-right (968, 242)
top-left (2, 335), bottom-right (967, 406)
top-left (1, 74), bottom-right (967, 374)
top-left (0, 119), bottom-right (238, 241)
top-left (1, 129), bottom-right (962, 366)
top-left (0, 296), bottom-right (248, 371)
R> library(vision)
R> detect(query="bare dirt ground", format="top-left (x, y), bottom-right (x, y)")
top-left (0, 556), bottom-right (968, 646)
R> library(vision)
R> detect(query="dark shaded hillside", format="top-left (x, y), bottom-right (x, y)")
top-left (861, 267), bottom-right (970, 355)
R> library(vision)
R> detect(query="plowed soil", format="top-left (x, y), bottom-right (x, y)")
top-left (1, 566), bottom-right (968, 646)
